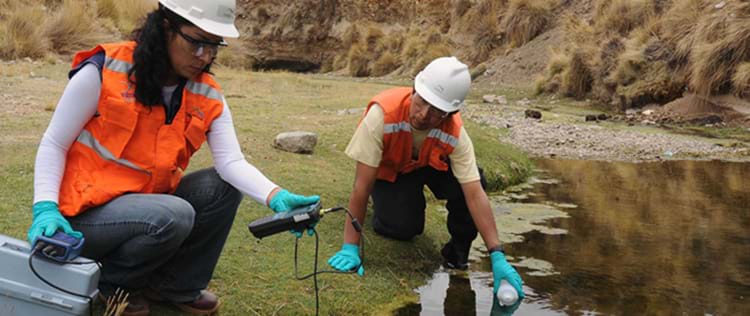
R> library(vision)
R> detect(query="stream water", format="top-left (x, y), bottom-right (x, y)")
top-left (401, 159), bottom-right (750, 315)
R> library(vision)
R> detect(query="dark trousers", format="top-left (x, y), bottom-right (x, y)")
top-left (68, 168), bottom-right (242, 302)
top-left (371, 166), bottom-right (487, 248)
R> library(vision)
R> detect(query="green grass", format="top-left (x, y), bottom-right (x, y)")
top-left (0, 62), bottom-right (533, 315)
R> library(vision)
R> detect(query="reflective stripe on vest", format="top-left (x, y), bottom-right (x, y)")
top-left (76, 130), bottom-right (149, 173)
top-left (427, 128), bottom-right (459, 148)
top-left (103, 56), bottom-right (222, 101)
top-left (383, 121), bottom-right (411, 134)
top-left (58, 42), bottom-right (225, 216)
top-left (365, 87), bottom-right (462, 182)
top-left (104, 56), bottom-right (131, 73)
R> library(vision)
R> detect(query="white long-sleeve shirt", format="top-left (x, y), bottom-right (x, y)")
top-left (34, 63), bottom-right (277, 206)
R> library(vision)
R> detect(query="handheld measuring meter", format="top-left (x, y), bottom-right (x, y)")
top-left (247, 201), bottom-right (323, 239)
top-left (34, 231), bottom-right (85, 262)
top-left (246, 201), bottom-right (363, 316)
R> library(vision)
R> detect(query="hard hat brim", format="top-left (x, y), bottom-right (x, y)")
top-left (163, 2), bottom-right (240, 38)
top-left (188, 17), bottom-right (240, 38)
top-left (415, 71), bottom-right (462, 113)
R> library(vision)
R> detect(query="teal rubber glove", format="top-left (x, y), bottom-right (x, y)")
top-left (490, 251), bottom-right (525, 299)
top-left (269, 189), bottom-right (320, 213)
top-left (269, 189), bottom-right (320, 237)
top-left (328, 243), bottom-right (364, 276)
top-left (27, 201), bottom-right (83, 245)
top-left (291, 223), bottom-right (316, 238)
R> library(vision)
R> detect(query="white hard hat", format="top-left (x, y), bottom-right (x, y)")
top-left (414, 56), bottom-right (471, 113)
top-left (159, 0), bottom-right (239, 38)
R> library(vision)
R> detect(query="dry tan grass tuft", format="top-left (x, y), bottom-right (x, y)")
top-left (332, 53), bottom-right (348, 71)
top-left (371, 51), bottom-right (399, 76)
top-left (216, 38), bottom-right (253, 70)
top-left (364, 26), bottom-right (384, 50)
top-left (453, 0), bottom-right (472, 18)
top-left (562, 50), bottom-right (593, 99)
top-left (97, 0), bottom-right (119, 21)
top-left (400, 26), bottom-right (453, 76)
top-left (341, 24), bottom-right (360, 48)
top-left (594, 0), bottom-right (655, 36)
top-left (690, 2), bottom-right (750, 96)
top-left (45, 0), bottom-right (108, 55)
top-left (732, 62), bottom-right (750, 99)
top-left (0, 4), bottom-right (49, 59)
top-left (471, 10), bottom-right (500, 63)
top-left (375, 32), bottom-right (404, 55)
top-left (501, 0), bottom-right (554, 48)
top-left (659, 0), bottom-right (705, 69)
top-left (347, 41), bottom-right (370, 77)
top-left (114, 0), bottom-right (157, 35)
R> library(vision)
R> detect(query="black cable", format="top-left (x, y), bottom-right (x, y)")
top-left (291, 206), bottom-right (366, 316)
top-left (29, 245), bottom-right (96, 316)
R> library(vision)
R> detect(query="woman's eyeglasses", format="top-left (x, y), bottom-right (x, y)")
top-left (174, 27), bottom-right (227, 58)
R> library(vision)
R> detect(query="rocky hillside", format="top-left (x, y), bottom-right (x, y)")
top-left (236, 0), bottom-right (749, 127)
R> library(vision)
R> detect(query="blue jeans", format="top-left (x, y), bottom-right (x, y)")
top-left (68, 168), bottom-right (242, 302)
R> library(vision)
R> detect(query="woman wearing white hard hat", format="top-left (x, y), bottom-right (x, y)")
top-left (327, 57), bottom-right (525, 309)
top-left (26, 1), bottom-right (319, 315)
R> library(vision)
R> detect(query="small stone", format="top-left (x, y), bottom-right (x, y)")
top-left (273, 131), bottom-right (318, 154)
top-left (524, 109), bottom-right (542, 119)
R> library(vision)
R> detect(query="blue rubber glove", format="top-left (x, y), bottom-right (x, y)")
top-left (269, 189), bottom-right (320, 237)
top-left (291, 223), bottom-right (316, 238)
top-left (490, 251), bottom-right (525, 299)
top-left (27, 201), bottom-right (83, 245)
top-left (328, 243), bottom-right (364, 276)
top-left (269, 189), bottom-right (320, 213)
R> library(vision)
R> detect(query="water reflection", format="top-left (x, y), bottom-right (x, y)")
top-left (412, 270), bottom-right (565, 316)
top-left (511, 159), bottom-right (750, 315)
top-left (402, 159), bottom-right (750, 315)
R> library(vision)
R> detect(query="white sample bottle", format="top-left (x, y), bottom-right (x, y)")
top-left (496, 279), bottom-right (519, 306)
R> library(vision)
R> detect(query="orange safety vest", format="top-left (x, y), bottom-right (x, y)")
top-left (365, 87), bottom-right (463, 182)
top-left (58, 42), bottom-right (224, 216)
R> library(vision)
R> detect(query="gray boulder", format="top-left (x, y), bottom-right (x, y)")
top-left (273, 131), bottom-right (318, 154)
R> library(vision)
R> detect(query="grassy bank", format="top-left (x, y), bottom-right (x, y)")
top-left (0, 61), bottom-right (532, 315)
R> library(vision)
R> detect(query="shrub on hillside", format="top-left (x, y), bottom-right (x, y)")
top-left (594, 0), bottom-right (656, 37)
top-left (0, 0), bottom-right (154, 60)
top-left (689, 2), bottom-right (750, 96)
top-left (470, 11), bottom-right (500, 63)
top-left (0, 5), bottom-right (49, 60)
top-left (401, 26), bottom-right (453, 76)
top-left (732, 63), bottom-right (750, 98)
top-left (348, 41), bottom-right (370, 77)
top-left (216, 39), bottom-right (253, 69)
top-left (46, 0), bottom-right (109, 55)
top-left (371, 51), bottom-right (398, 76)
top-left (659, 0), bottom-right (705, 70)
top-left (562, 50), bottom-right (592, 98)
top-left (501, 0), bottom-right (554, 48)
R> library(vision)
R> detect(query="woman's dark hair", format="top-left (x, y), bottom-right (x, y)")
top-left (128, 5), bottom-right (211, 106)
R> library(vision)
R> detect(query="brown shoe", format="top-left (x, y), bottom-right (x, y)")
top-left (173, 290), bottom-right (220, 315)
top-left (98, 292), bottom-right (150, 316)
top-left (144, 289), bottom-right (220, 315)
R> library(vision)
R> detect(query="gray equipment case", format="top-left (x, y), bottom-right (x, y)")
top-left (0, 234), bottom-right (100, 316)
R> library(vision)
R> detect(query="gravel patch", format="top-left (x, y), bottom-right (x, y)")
top-left (464, 105), bottom-right (750, 162)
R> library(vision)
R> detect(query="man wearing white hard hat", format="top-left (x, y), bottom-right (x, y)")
top-left (25, 1), bottom-right (319, 315)
top-left (327, 57), bottom-right (525, 304)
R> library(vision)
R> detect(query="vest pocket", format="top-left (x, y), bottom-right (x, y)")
top-left (100, 96), bottom-right (138, 159)
top-left (184, 117), bottom-right (207, 155)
